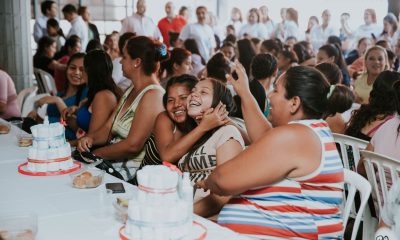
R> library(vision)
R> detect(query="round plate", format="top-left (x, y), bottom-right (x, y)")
top-left (119, 220), bottom-right (207, 240)
top-left (18, 161), bottom-right (81, 176)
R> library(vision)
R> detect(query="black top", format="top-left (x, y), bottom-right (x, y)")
top-left (33, 54), bottom-right (54, 76)
top-left (233, 79), bottom-right (266, 119)
top-left (88, 23), bottom-right (100, 42)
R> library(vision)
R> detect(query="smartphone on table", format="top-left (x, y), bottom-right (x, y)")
top-left (105, 183), bottom-right (126, 194)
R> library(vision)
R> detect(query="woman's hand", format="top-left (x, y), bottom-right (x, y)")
top-left (197, 102), bottom-right (230, 131)
top-left (196, 180), bottom-right (209, 192)
top-left (77, 136), bottom-right (93, 152)
top-left (62, 106), bottom-right (78, 120)
top-left (226, 61), bottom-right (251, 98)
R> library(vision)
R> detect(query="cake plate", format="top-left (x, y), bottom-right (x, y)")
top-left (119, 220), bottom-right (207, 240)
top-left (18, 161), bottom-right (81, 176)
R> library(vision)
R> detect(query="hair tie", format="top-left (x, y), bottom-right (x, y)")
top-left (157, 44), bottom-right (167, 57)
top-left (327, 85), bottom-right (336, 99)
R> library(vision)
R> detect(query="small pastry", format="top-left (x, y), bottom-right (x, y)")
top-left (0, 124), bottom-right (10, 134)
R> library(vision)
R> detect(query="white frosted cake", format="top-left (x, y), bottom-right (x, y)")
top-left (125, 165), bottom-right (193, 240)
top-left (27, 120), bottom-right (73, 172)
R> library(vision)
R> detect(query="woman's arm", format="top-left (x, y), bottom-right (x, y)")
top-left (36, 96), bottom-right (68, 114)
top-left (87, 90), bottom-right (118, 134)
top-left (227, 62), bottom-right (272, 142)
top-left (155, 103), bottom-right (229, 163)
top-left (194, 135), bottom-right (243, 217)
top-left (200, 124), bottom-right (321, 196)
top-left (92, 89), bottom-right (164, 160)
top-left (48, 60), bottom-right (66, 71)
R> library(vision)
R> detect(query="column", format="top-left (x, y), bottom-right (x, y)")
top-left (0, 0), bottom-right (33, 92)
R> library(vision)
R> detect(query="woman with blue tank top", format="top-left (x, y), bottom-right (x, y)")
top-left (77, 36), bottom-right (169, 181)
top-left (197, 64), bottom-right (354, 239)
top-left (63, 50), bottom-right (122, 143)
top-left (26, 52), bottom-right (87, 140)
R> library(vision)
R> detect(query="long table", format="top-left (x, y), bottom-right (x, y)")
top-left (0, 120), bottom-right (250, 240)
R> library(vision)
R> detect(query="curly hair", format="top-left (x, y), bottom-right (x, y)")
top-left (346, 71), bottom-right (400, 139)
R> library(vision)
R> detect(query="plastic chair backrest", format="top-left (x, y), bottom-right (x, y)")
top-left (16, 87), bottom-right (37, 111)
top-left (361, 150), bottom-right (400, 219)
top-left (21, 93), bottom-right (50, 117)
top-left (33, 68), bottom-right (56, 95)
top-left (343, 168), bottom-right (372, 240)
top-left (333, 133), bottom-right (368, 171)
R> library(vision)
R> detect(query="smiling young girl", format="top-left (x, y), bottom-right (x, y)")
top-left (178, 78), bottom-right (245, 217)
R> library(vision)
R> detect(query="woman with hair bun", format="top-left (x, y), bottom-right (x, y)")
top-left (198, 64), bottom-right (347, 239)
top-left (160, 47), bottom-right (192, 87)
top-left (77, 36), bottom-right (169, 181)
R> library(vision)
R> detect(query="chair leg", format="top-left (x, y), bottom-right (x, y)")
top-left (362, 205), bottom-right (378, 240)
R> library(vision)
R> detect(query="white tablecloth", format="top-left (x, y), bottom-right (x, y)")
top-left (0, 122), bottom-right (250, 240)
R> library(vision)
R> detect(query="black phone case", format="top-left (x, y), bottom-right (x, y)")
top-left (105, 183), bottom-right (125, 193)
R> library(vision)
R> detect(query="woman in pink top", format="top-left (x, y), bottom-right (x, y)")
top-left (368, 80), bottom-right (400, 160)
top-left (0, 69), bottom-right (21, 120)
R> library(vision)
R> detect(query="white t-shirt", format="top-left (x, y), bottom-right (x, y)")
top-left (67, 16), bottom-right (88, 52)
top-left (112, 57), bottom-right (132, 92)
top-left (370, 116), bottom-right (400, 160)
top-left (310, 24), bottom-right (339, 51)
top-left (33, 15), bottom-right (49, 43)
top-left (177, 125), bottom-right (244, 202)
top-left (239, 23), bottom-right (269, 40)
top-left (179, 23), bottom-right (216, 62)
top-left (354, 23), bottom-right (382, 41)
top-left (120, 13), bottom-right (161, 40)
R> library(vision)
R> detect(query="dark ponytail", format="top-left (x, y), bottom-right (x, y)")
top-left (126, 36), bottom-right (170, 76)
top-left (284, 66), bottom-right (352, 119)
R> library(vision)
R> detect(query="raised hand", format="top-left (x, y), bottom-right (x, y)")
top-left (226, 61), bottom-right (251, 98)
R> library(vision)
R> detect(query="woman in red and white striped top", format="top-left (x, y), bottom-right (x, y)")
top-left (197, 64), bottom-right (351, 239)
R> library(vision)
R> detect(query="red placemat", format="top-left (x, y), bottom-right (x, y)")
top-left (18, 161), bottom-right (81, 176)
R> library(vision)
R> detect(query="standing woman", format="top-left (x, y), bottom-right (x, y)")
top-left (77, 36), bottom-right (169, 181)
top-left (228, 7), bottom-right (243, 37)
top-left (238, 8), bottom-right (269, 40)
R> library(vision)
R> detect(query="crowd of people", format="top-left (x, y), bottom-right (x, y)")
top-left (1, 0), bottom-right (400, 239)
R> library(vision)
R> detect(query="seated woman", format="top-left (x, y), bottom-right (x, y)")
top-left (139, 74), bottom-right (228, 169)
top-left (198, 64), bottom-right (345, 239)
top-left (159, 48), bottom-right (193, 88)
top-left (352, 46), bottom-right (389, 104)
top-left (346, 70), bottom-right (399, 141)
top-left (53, 35), bottom-right (81, 92)
top-left (28, 52), bottom-right (87, 140)
top-left (77, 36), bottom-right (168, 181)
top-left (316, 63), bottom-right (355, 133)
top-left (367, 79), bottom-right (400, 160)
top-left (63, 50), bottom-right (122, 144)
top-left (0, 69), bottom-right (21, 120)
top-left (33, 36), bottom-right (66, 76)
top-left (177, 78), bottom-right (245, 217)
top-left (316, 44), bottom-right (350, 86)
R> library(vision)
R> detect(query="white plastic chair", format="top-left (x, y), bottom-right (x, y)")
top-left (16, 86), bottom-right (37, 111)
top-left (333, 133), bottom-right (368, 171)
top-left (343, 169), bottom-right (372, 240)
top-left (361, 150), bottom-right (400, 219)
top-left (34, 68), bottom-right (57, 95)
top-left (21, 92), bottom-right (49, 118)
